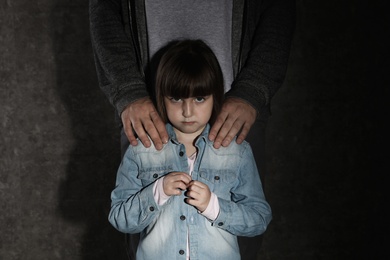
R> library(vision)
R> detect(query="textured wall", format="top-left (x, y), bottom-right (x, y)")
top-left (0, 1), bottom-right (387, 260)
top-left (1, 1), bottom-right (126, 259)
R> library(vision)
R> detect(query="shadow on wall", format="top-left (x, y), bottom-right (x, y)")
top-left (50, 2), bottom-right (127, 259)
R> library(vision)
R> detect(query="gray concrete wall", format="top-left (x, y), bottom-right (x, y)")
top-left (0, 1), bottom-right (387, 259)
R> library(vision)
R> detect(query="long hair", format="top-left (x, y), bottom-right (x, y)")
top-left (155, 39), bottom-right (224, 124)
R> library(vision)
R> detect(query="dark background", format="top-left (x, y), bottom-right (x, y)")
top-left (0, 1), bottom-right (388, 259)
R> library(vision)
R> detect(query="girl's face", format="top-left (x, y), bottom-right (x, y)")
top-left (164, 95), bottom-right (213, 137)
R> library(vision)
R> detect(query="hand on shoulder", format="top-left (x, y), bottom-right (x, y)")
top-left (121, 97), bottom-right (169, 150)
top-left (209, 97), bottom-right (257, 149)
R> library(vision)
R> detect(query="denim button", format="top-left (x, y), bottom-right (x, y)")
top-left (149, 206), bottom-right (155, 212)
top-left (180, 215), bottom-right (186, 221)
top-left (153, 173), bottom-right (158, 178)
top-left (214, 176), bottom-right (220, 180)
top-left (218, 222), bottom-right (223, 226)
top-left (179, 250), bottom-right (185, 255)
top-left (179, 151), bottom-right (184, 156)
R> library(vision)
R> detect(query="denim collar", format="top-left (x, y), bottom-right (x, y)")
top-left (166, 123), bottom-right (210, 146)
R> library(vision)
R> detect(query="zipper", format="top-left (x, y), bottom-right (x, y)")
top-left (127, 0), bottom-right (144, 77)
top-left (238, 0), bottom-right (247, 75)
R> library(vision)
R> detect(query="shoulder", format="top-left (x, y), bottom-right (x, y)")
top-left (206, 137), bottom-right (251, 157)
top-left (124, 137), bottom-right (173, 156)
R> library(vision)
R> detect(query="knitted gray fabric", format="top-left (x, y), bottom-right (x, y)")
top-left (145, 0), bottom-right (233, 92)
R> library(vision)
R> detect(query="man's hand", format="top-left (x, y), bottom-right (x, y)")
top-left (121, 97), bottom-right (168, 150)
top-left (209, 97), bottom-right (257, 149)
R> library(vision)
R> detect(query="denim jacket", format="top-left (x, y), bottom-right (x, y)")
top-left (109, 124), bottom-right (272, 260)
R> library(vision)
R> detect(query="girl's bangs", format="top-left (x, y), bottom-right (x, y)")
top-left (165, 63), bottom-right (214, 98)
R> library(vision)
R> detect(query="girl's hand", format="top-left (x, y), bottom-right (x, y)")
top-left (163, 172), bottom-right (192, 196)
top-left (185, 181), bottom-right (211, 212)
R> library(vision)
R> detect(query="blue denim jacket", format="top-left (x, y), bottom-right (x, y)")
top-left (109, 124), bottom-right (272, 260)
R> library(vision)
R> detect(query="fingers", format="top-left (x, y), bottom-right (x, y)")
top-left (121, 97), bottom-right (168, 150)
top-left (136, 111), bottom-right (164, 149)
top-left (209, 98), bottom-right (257, 148)
top-left (163, 172), bottom-right (192, 196)
top-left (163, 176), bottom-right (211, 212)
top-left (208, 110), bottom-right (228, 143)
top-left (185, 181), bottom-right (211, 212)
top-left (123, 119), bottom-right (139, 147)
top-left (236, 122), bottom-right (251, 144)
top-left (132, 119), bottom-right (151, 148)
top-left (212, 115), bottom-right (243, 148)
top-left (149, 110), bottom-right (169, 147)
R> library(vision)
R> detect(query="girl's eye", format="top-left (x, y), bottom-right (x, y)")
top-left (169, 97), bottom-right (182, 102)
top-left (194, 97), bottom-right (205, 102)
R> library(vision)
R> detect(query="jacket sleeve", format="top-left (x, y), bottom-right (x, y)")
top-left (226, 0), bottom-right (296, 116)
top-left (108, 147), bottom-right (161, 234)
top-left (89, 0), bottom-right (148, 116)
top-left (212, 143), bottom-right (272, 237)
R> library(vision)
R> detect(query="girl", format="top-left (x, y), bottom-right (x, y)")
top-left (109, 39), bottom-right (272, 260)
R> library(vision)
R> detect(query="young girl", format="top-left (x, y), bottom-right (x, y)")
top-left (109, 39), bottom-right (272, 260)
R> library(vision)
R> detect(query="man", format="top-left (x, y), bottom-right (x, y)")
top-left (90, 0), bottom-right (295, 259)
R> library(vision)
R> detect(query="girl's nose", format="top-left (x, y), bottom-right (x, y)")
top-left (182, 100), bottom-right (193, 118)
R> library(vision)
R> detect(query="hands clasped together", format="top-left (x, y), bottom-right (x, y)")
top-left (163, 171), bottom-right (211, 213)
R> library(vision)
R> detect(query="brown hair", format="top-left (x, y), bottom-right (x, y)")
top-left (155, 39), bottom-right (224, 124)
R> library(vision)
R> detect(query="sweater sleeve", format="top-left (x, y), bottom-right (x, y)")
top-left (153, 177), bottom-right (171, 206)
top-left (200, 192), bottom-right (220, 221)
top-left (89, 0), bottom-right (149, 116)
top-left (226, 0), bottom-right (296, 115)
